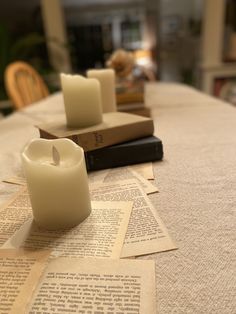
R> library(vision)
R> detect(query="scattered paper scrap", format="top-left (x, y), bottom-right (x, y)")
top-left (103, 166), bottom-right (158, 194)
top-left (129, 162), bottom-right (154, 180)
top-left (28, 257), bottom-right (156, 314)
top-left (91, 179), bottom-right (177, 257)
top-left (0, 249), bottom-right (50, 314)
top-left (3, 200), bottom-right (132, 259)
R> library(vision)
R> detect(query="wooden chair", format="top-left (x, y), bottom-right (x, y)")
top-left (4, 61), bottom-right (49, 109)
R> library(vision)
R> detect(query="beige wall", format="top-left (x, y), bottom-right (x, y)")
top-left (41, 0), bottom-right (72, 73)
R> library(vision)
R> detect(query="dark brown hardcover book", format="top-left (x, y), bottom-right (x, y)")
top-left (37, 112), bottom-right (154, 152)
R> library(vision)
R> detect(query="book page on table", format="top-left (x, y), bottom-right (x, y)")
top-left (0, 187), bottom-right (31, 246)
top-left (2, 165), bottom-right (155, 197)
top-left (3, 200), bottom-right (132, 259)
top-left (0, 249), bottom-right (50, 314)
top-left (27, 257), bottom-right (156, 314)
top-left (103, 166), bottom-right (158, 194)
top-left (88, 168), bottom-right (109, 184)
top-left (90, 179), bottom-right (177, 258)
top-left (3, 176), bottom-right (26, 186)
top-left (3, 171), bottom-right (109, 186)
top-left (2, 164), bottom-right (155, 184)
top-left (128, 162), bottom-right (154, 180)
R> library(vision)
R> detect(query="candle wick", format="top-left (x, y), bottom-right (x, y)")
top-left (52, 146), bottom-right (60, 166)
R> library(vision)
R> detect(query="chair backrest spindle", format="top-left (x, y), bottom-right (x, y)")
top-left (5, 61), bottom-right (49, 109)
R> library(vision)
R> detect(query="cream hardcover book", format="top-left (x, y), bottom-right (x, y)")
top-left (37, 112), bottom-right (154, 152)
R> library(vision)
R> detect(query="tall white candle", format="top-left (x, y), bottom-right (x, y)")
top-left (87, 69), bottom-right (117, 113)
top-left (60, 74), bottom-right (103, 128)
top-left (22, 138), bottom-right (91, 230)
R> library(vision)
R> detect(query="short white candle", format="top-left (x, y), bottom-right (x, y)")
top-left (87, 69), bottom-right (117, 113)
top-left (60, 74), bottom-right (103, 128)
top-left (22, 138), bottom-right (91, 230)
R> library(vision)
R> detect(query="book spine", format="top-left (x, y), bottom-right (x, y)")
top-left (85, 139), bottom-right (163, 171)
top-left (76, 120), bottom-right (154, 152)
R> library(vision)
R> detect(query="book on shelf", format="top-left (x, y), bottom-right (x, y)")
top-left (38, 111), bottom-right (154, 152)
top-left (85, 135), bottom-right (163, 171)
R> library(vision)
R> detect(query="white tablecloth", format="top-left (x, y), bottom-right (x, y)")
top-left (0, 84), bottom-right (235, 313)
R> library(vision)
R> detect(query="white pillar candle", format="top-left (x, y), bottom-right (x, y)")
top-left (22, 138), bottom-right (91, 230)
top-left (87, 69), bottom-right (117, 113)
top-left (60, 73), bottom-right (103, 128)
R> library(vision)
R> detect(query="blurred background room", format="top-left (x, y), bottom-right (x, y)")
top-left (1, 0), bottom-right (236, 115)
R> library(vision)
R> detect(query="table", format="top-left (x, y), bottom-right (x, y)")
top-left (0, 83), bottom-right (235, 313)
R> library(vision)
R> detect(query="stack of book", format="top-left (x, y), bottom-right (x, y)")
top-left (116, 80), bottom-right (151, 117)
top-left (38, 112), bottom-right (163, 171)
top-left (116, 91), bottom-right (151, 117)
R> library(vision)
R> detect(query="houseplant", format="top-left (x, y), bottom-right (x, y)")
top-left (0, 22), bottom-right (56, 114)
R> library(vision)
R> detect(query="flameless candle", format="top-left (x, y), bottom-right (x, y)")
top-left (87, 69), bottom-right (117, 113)
top-left (60, 74), bottom-right (103, 128)
top-left (22, 138), bottom-right (91, 230)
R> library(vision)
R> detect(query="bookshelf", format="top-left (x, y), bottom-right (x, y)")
top-left (200, 0), bottom-right (236, 97)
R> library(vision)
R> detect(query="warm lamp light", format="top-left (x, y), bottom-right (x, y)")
top-left (134, 49), bottom-right (152, 67)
